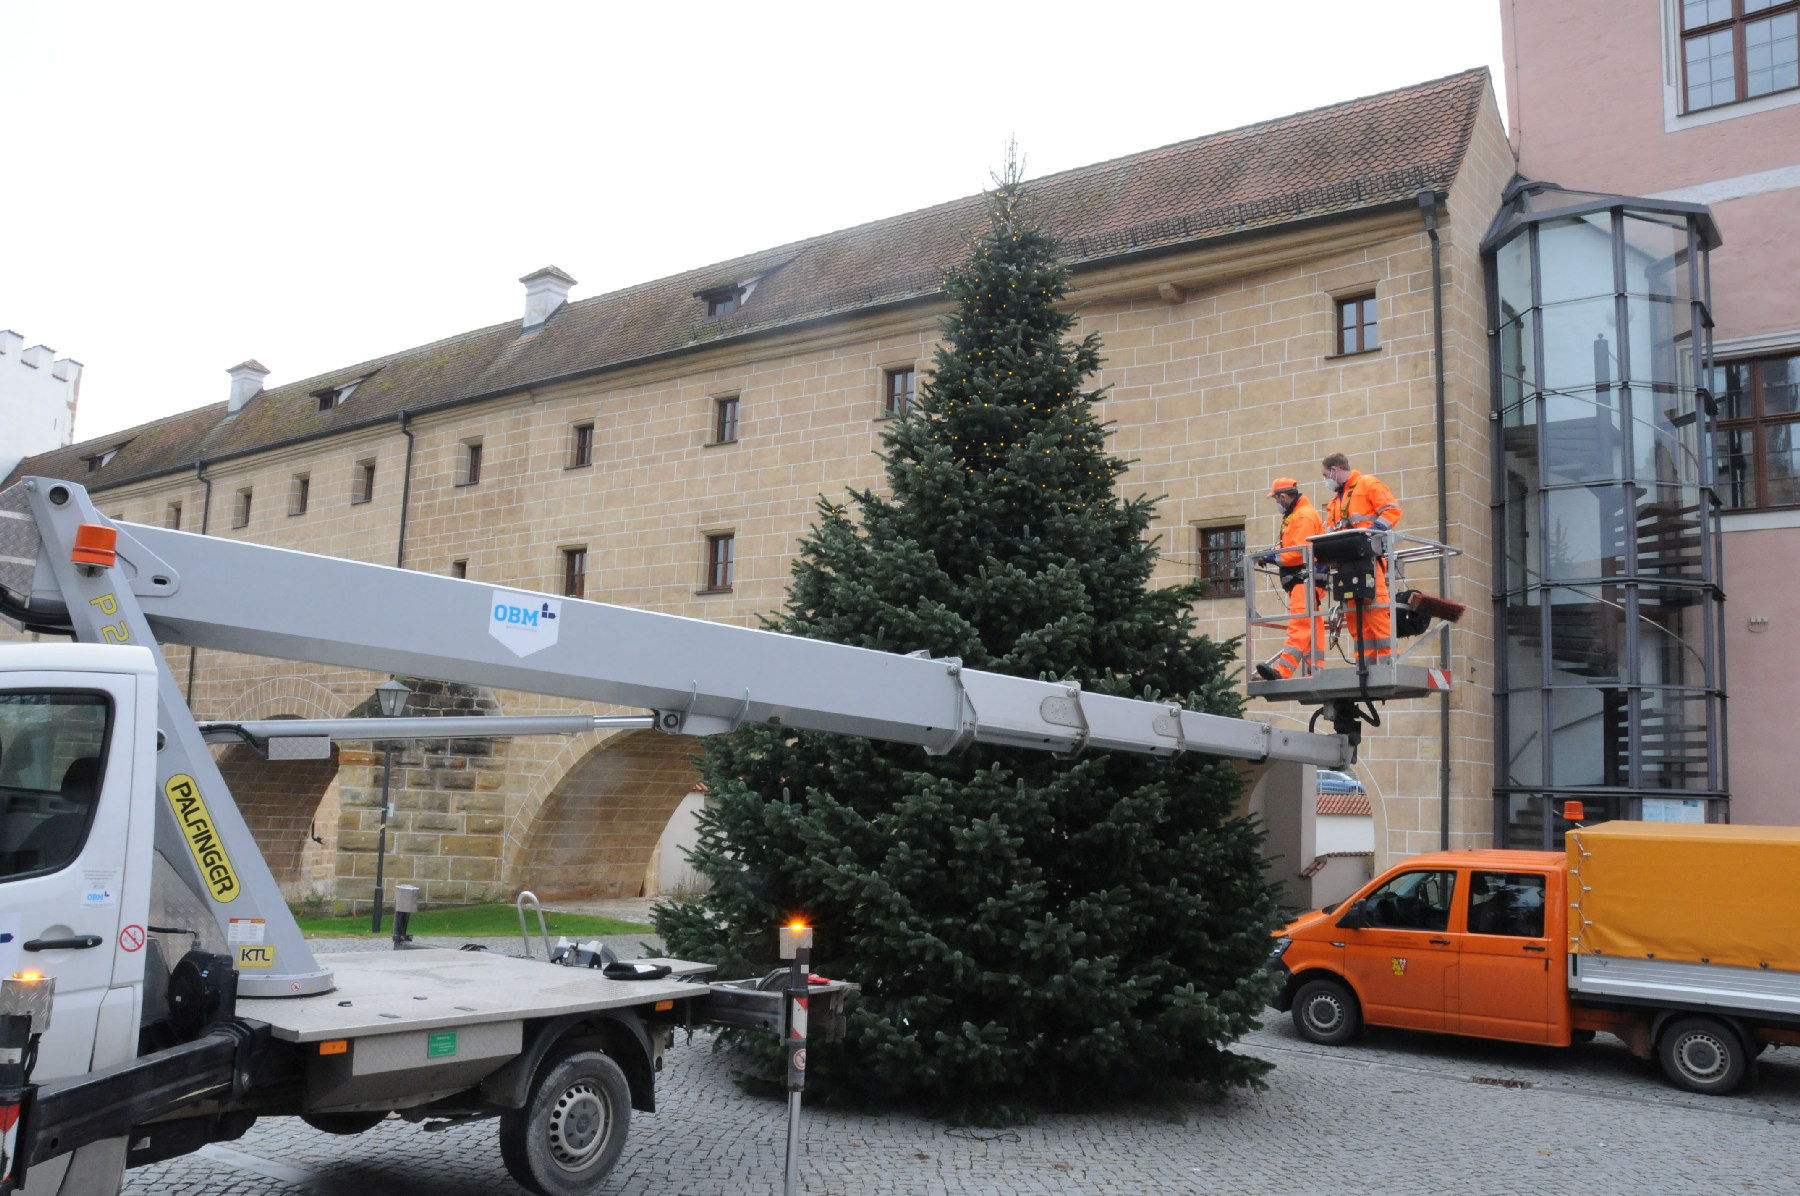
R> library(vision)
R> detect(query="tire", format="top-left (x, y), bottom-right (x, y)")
top-left (1658, 1016), bottom-right (1749, 1095)
top-left (1291, 977), bottom-right (1361, 1046)
top-left (499, 1049), bottom-right (632, 1196)
top-left (300, 1111), bottom-right (387, 1136)
top-left (1569, 1029), bottom-right (1597, 1045)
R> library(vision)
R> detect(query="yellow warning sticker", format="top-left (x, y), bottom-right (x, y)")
top-left (164, 774), bottom-right (238, 903)
top-left (237, 944), bottom-right (276, 969)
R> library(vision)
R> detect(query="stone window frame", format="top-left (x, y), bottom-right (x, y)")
top-left (878, 364), bottom-right (917, 419)
top-left (1332, 292), bottom-right (1380, 357)
top-left (457, 438), bottom-right (484, 487)
top-left (709, 395), bottom-right (740, 446)
top-left (562, 546), bottom-right (587, 599)
top-left (232, 487), bottom-right (253, 529)
top-left (450, 559), bottom-right (468, 579)
top-left (700, 530), bottom-right (735, 594)
top-left (352, 458), bottom-right (377, 505)
top-left (165, 501), bottom-right (182, 530)
top-left (1195, 523), bottom-right (1246, 599)
top-left (289, 473), bottom-right (310, 517)
top-left (569, 422), bottom-right (595, 469)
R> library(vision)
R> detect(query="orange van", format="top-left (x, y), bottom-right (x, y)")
top-left (1267, 827), bottom-right (1800, 1095)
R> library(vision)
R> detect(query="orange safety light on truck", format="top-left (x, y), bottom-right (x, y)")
top-left (1267, 823), bottom-right (1800, 1096)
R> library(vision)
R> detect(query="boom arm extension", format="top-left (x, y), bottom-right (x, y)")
top-left (1, 478), bottom-right (1348, 997)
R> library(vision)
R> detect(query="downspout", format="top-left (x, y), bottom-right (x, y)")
top-left (1419, 189), bottom-right (1452, 851)
top-left (395, 410), bottom-right (415, 569)
top-left (185, 459), bottom-right (213, 704)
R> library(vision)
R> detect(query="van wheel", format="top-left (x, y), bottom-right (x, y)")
top-left (500, 1049), bottom-right (631, 1196)
top-left (1291, 978), bottom-right (1361, 1045)
top-left (1658, 1017), bottom-right (1748, 1095)
top-left (1569, 1029), bottom-right (1596, 1045)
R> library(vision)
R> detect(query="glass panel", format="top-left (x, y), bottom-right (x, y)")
top-left (1684, 0), bottom-right (1731, 28)
top-left (1505, 592), bottom-right (1544, 690)
top-left (1468, 872), bottom-right (1547, 938)
top-left (1547, 584), bottom-right (1627, 685)
top-left (1713, 425), bottom-right (1757, 509)
top-left (1543, 390), bottom-right (1624, 484)
top-left (1638, 585), bottom-right (1709, 689)
top-left (1639, 689), bottom-right (1712, 791)
top-left (1766, 355), bottom-right (1800, 416)
top-left (1746, 0), bottom-right (1777, 13)
top-left (1636, 484), bottom-right (1705, 577)
top-left (1360, 870), bottom-right (1457, 931)
top-left (1766, 421), bottom-right (1800, 505)
top-left (1502, 690), bottom-right (1544, 787)
top-left (1496, 233), bottom-right (1533, 322)
top-left (1548, 686), bottom-right (1621, 787)
top-left (1545, 486), bottom-right (1628, 579)
top-left (1711, 360), bottom-right (1753, 420)
top-left (1500, 793), bottom-right (1546, 850)
top-left (1634, 415), bottom-right (1701, 488)
top-left (1498, 317), bottom-right (1534, 406)
top-left (1502, 455), bottom-right (1539, 592)
top-left (1625, 296), bottom-right (1682, 386)
top-left (1540, 299), bottom-right (1621, 392)
top-left (1686, 29), bottom-right (1738, 111)
top-left (1621, 215), bottom-right (1690, 303)
top-left (1746, 13), bottom-right (1799, 98)
top-left (0, 691), bottom-right (110, 880)
top-left (1538, 215), bottom-right (1616, 305)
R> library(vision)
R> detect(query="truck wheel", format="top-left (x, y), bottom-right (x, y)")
top-left (499, 1049), bottom-right (631, 1196)
top-left (1291, 978), bottom-right (1360, 1045)
top-left (1658, 1017), bottom-right (1748, 1095)
top-left (301, 1111), bottom-right (387, 1135)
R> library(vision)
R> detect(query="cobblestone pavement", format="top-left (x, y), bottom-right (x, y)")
top-left (125, 993), bottom-right (1800, 1196)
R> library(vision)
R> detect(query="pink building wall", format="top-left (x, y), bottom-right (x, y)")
top-left (1503, 0), bottom-right (1800, 824)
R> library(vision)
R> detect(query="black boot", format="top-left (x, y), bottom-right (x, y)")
top-left (1254, 662), bottom-right (1280, 682)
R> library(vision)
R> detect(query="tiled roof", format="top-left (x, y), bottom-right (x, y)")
top-left (8, 69), bottom-right (1490, 492)
top-left (1318, 792), bottom-right (1373, 817)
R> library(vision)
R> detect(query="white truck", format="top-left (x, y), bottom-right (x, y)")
top-left (0, 476), bottom-right (1360, 1196)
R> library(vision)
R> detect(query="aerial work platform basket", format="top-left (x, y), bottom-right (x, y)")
top-left (1241, 529), bottom-right (1460, 706)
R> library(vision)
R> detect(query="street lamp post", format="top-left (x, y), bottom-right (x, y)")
top-left (370, 678), bottom-right (411, 933)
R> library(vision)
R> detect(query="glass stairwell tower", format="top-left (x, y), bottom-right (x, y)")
top-left (1484, 180), bottom-right (1727, 848)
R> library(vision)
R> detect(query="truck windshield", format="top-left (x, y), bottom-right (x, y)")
top-left (0, 691), bottom-right (111, 880)
top-left (1360, 869), bottom-right (1456, 932)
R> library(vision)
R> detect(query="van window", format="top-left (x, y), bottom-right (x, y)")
top-left (1361, 869), bottom-right (1457, 932)
top-left (0, 691), bottom-right (111, 880)
top-left (1467, 871), bottom-right (1547, 938)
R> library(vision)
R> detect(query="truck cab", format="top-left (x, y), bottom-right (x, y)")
top-left (1269, 850), bottom-right (1571, 1047)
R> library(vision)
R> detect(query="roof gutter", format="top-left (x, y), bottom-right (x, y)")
top-left (67, 194), bottom-right (1435, 495)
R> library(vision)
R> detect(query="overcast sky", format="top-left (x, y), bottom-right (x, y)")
top-left (1, 2), bottom-right (1507, 443)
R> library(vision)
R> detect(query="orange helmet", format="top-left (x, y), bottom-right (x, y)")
top-left (1267, 477), bottom-right (1299, 497)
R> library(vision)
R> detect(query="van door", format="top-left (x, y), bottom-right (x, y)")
top-left (1454, 869), bottom-right (1555, 1043)
top-left (1340, 869), bottom-right (1459, 1032)
top-left (0, 665), bottom-right (150, 1082)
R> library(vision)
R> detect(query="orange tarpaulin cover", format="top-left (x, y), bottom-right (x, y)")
top-left (1567, 821), bottom-right (1800, 974)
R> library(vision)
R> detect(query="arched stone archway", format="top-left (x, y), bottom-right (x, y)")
top-left (215, 742), bottom-right (340, 900)
top-left (518, 730), bottom-right (701, 900)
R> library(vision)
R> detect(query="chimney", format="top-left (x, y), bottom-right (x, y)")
top-left (520, 266), bottom-right (576, 332)
top-left (21, 345), bottom-right (53, 369)
top-left (0, 330), bottom-right (21, 357)
top-left (227, 360), bottom-right (270, 414)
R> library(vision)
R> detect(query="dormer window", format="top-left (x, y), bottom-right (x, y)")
top-left (82, 446), bottom-right (123, 473)
top-left (700, 286), bottom-right (742, 318)
top-left (313, 376), bottom-right (367, 412)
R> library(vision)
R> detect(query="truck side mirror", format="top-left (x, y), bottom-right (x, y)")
top-left (1334, 899), bottom-right (1370, 930)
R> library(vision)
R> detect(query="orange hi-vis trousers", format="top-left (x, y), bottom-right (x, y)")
top-left (1271, 582), bottom-right (1326, 678)
top-left (1345, 563), bottom-right (1394, 662)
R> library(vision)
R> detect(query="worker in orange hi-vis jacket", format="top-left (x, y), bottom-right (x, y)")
top-left (1253, 478), bottom-right (1325, 682)
top-left (1321, 452), bottom-right (1403, 663)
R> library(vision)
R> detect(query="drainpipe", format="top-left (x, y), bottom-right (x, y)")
top-left (395, 410), bottom-right (415, 570)
top-left (186, 459), bottom-right (213, 704)
top-left (1419, 189), bottom-right (1452, 851)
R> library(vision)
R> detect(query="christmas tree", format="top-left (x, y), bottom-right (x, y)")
top-left (655, 153), bottom-right (1279, 1116)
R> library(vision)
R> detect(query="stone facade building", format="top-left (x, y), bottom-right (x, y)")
top-left (6, 70), bottom-right (1514, 907)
